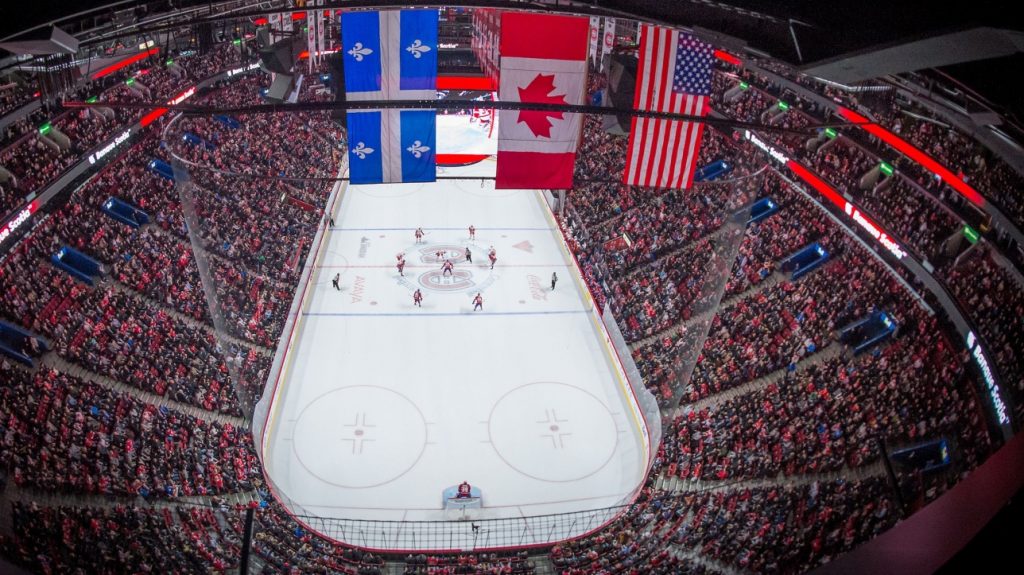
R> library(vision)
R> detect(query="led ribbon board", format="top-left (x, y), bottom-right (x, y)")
top-left (837, 106), bottom-right (985, 207)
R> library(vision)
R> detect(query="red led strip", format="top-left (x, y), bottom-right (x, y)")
top-left (714, 49), bottom-right (741, 66)
top-left (837, 106), bottom-right (985, 207)
top-left (436, 76), bottom-right (497, 90)
top-left (787, 160), bottom-right (846, 208)
top-left (91, 48), bottom-right (160, 80)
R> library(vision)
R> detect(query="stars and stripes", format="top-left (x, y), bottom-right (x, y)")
top-left (624, 25), bottom-right (714, 190)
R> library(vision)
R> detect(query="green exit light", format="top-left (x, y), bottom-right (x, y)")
top-left (38, 122), bottom-right (52, 135)
top-left (166, 58), bottom-right (174, 65)
top-left (963, 225), bottom-right (980, 244)
top-left (778, 100), bottom-right (790, 111)
top-left (739, 81), bottom-right (749, 90)
top-left (879, 162), bottom-right (894, 176)
top-left (125, 77), bottom-right (135, 86)
top-left (233, 38), bottom-right (242, 45)
top-left (86, 96), bottom-right (97, 103)
top-left (824, 127), bottom-right (837, 139)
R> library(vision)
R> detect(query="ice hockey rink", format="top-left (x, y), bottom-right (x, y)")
top-left (260, 114), bottom-right (649, 548)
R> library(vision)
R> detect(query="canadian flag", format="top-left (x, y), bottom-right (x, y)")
top-left (495, 13), bottom-right (588, 190)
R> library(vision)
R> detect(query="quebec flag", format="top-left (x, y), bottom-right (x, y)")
top-left (342, 10), bottom-right (438, 184)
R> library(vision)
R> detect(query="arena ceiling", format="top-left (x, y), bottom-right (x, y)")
top-left (4, 0), bottom-right (1023, 111)
top-left (5, 0), bottom-right (1022, 64)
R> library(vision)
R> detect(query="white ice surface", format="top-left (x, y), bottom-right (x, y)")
top-left (263, 132), bottom-right (646, 548)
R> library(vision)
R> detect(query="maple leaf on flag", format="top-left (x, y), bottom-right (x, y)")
top-left (517, 73), bottom-right (568, 138)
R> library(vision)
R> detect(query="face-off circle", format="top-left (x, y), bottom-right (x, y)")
top-left (487, 382), bottom-right (619, 482)
top-left (292, 386), bottom-right (428, 488)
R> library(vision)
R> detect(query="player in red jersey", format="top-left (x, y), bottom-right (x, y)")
top-left (415, 227), bottom-right (424, 244)
top-left (396, 258), bottom-right (406, 276)
top-left (441, 259), bottom-right (454, 277)
top-left (472, 293), bottom-right (483, 311)
top-left (488, 246), bottom-right (497, 270)
top-left (413, 289), bottom-right (423, 307)
top-left (468, 225), bottom-right (476, 240)
top-left (456, 481), bottom-right (472, 498)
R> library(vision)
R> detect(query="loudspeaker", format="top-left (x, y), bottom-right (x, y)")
top-left (255, 28), bottom-right (271, 49)
top-left (265, 73), bottom-right (296, 102)
top-left (606, 54), bottom-right (638, 132)
top-left (259, 35), bottom-right (302, 75)
top-left (324, 52), bottom-right (346, 124)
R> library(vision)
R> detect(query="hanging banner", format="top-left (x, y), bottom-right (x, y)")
top-left (601, 17), bottom-right (616, 71)
top-left (268, 13), bottom-right (281, 41)
top-left (317, 5), bottom-right (326, 60)
top-left (307, 6), bottom-right (317, 71)
top-left (589, 17), bottom-right (600, 66)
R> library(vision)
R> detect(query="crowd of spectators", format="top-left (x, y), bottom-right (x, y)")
top-left (945, 246), bottom-right (1024, 419)
top-left (5, 502), bottom-right (241, 574)
top-left (0, 40), bottom-right (1010, 575)
top-left (0, 82), bottom-right (34, 116)
top-left (0, 362), bottom-right (259, 497)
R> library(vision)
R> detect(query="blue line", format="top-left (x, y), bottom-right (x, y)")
top-left (303, 309), bottom-right (590, 318)
top-left (330, 227), bottom-right (554, 231)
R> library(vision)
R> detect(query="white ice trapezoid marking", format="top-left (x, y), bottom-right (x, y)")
top-left (488, 382), bottom-right (618, 482)
top-left (292, 386), bottom-right (428, 488)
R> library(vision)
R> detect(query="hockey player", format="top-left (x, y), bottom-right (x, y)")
top-left (397, 258), bottom-right (406, 276)
top-left (457, 481), bottom-right (472, 498)
top-left (468, 225), bottom-right (476, 240)
top-left (472, 292), bottom-right (483, 311)
top-left (441, 259), bottom-right (455, 277)
top-left (332, 273), bottom-right (340, 291)
top-left (464, 246), bottom-right (472, 263)
top-left (413, 289), bottom-right (423, 307)
top-left (488, 246), bottom-right (497, 270)
top-left (415, 227), bottom-right (424, 244)
top-left (551, 272), bottom-right (558, 290)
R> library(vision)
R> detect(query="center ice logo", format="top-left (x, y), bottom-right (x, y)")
top-left (416, 244), bottom-right (475, 291)
top-left (418, 269), bottom-right (475, 291)
top-left (419, 245), bottom-right (468, 264)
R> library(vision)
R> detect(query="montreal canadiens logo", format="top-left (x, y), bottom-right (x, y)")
top-left (419, 269), bottom-right (475, 291)
top-left (419, 244), bottom-right (467, 264)
top-left (416, 244), bottom-right (475, 291)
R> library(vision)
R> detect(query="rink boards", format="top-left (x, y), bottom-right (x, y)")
top-left (257, 157), bottom-right (650, 550)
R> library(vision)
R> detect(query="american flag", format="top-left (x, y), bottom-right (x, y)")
top-left (624, 25), bottom-right (714, 189)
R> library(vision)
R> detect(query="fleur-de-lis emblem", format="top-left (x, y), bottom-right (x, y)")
top-left (405, 39), bottom-right (432, 59)
top-left (351, 142), bottom-right (375, 160)
top-left (347, 42), bottom-right (373, 62)
top-left (406, 140), bottom-right (431, 158)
